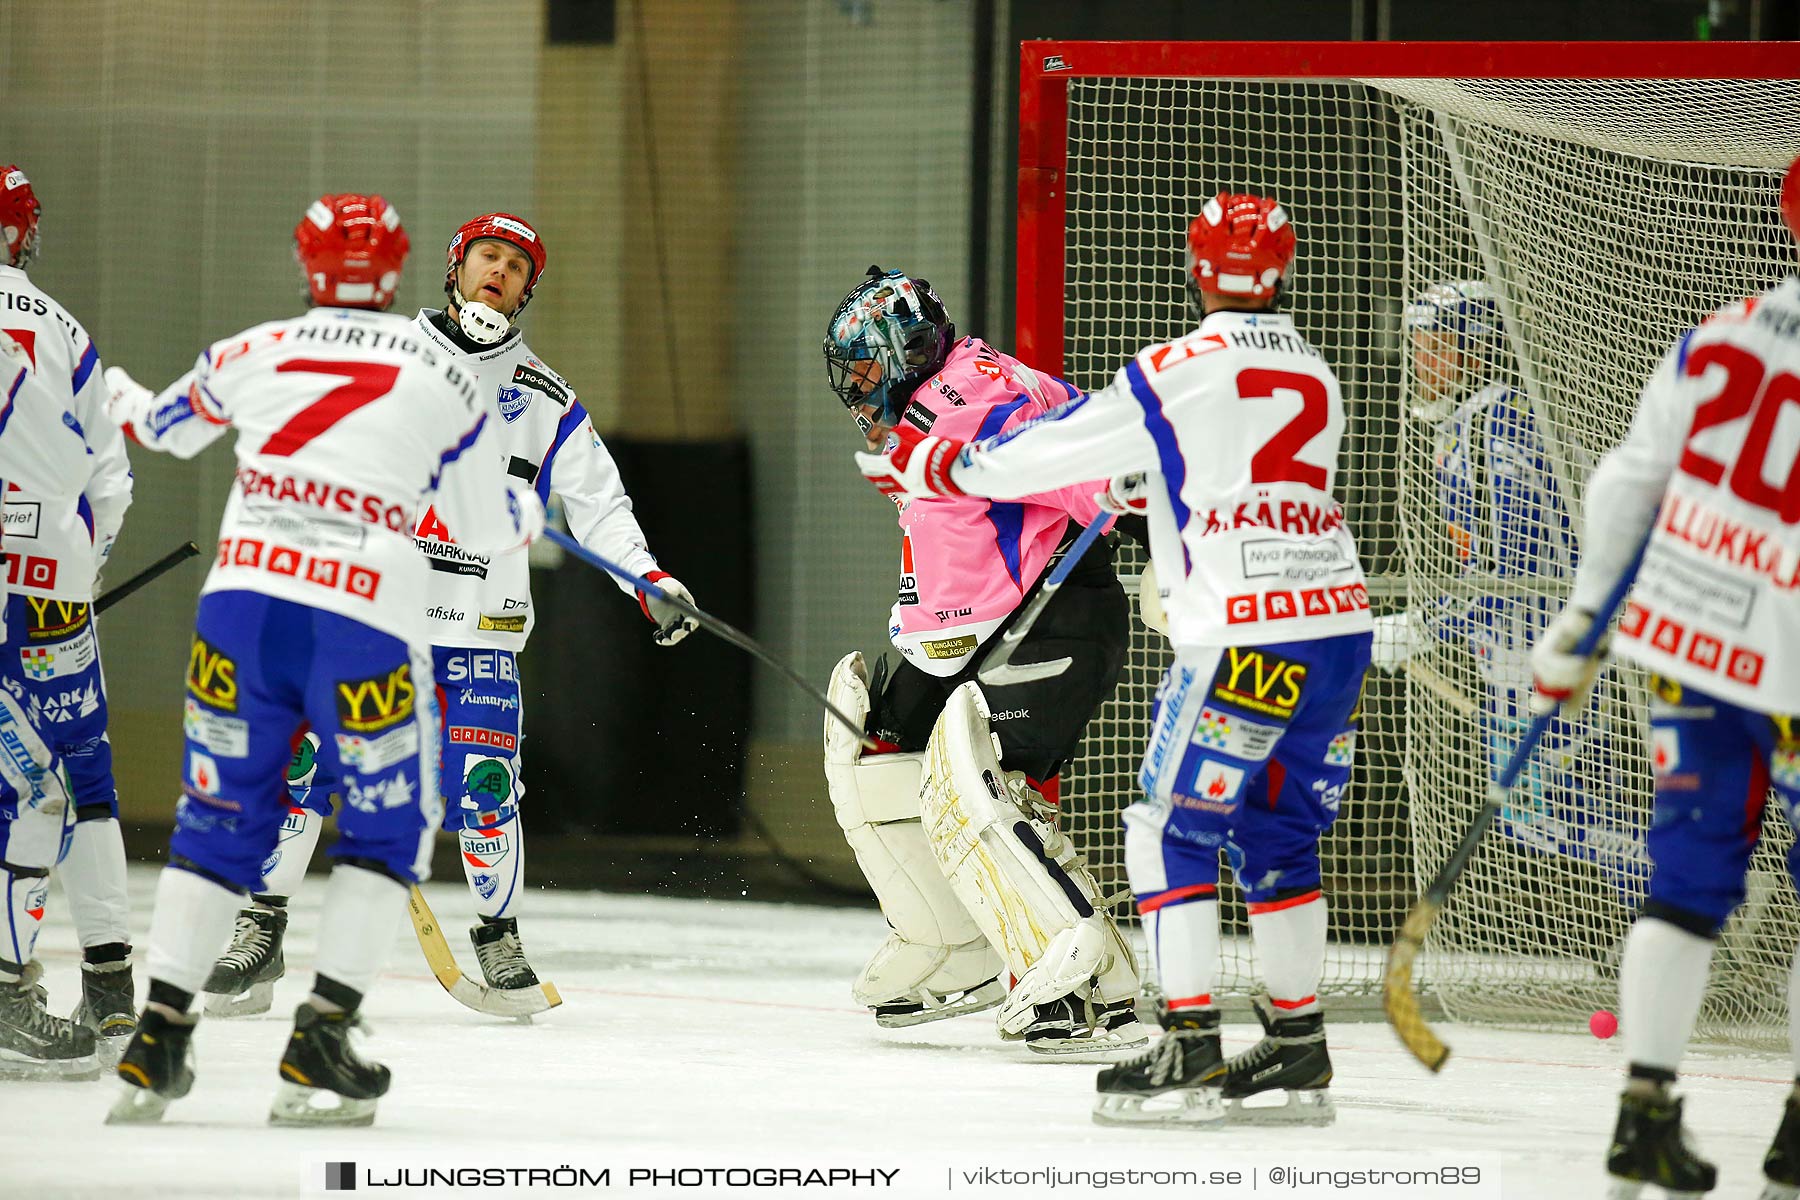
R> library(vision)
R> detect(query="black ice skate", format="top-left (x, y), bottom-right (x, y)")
top-left (872, 974), bottom-right (1006, 1028)
top-left (1092, 1007), bottom-right (1225, 1127)
top-left (72, 959), bottom-right (137, 1066)
top-left (470, 917), bottom-right (540, 990)
top-left (106, 1007), bottom-right (196, 1123)
top-left (0, 976), bottom-right (100, 1081)
top-left (1023, 993), bottom-right (1148, 1057)
top-left (1605, 1088), bottom-right (1716, 1199)
top-left (1217, 999), bottom-right (1334, 1126)
top-left (204, 901), bottom-right (287, 1017)
top-left (270, 1003), bottom-right (391, 1127)
top-left (1764, 1095), bottom-right (1800, 1200)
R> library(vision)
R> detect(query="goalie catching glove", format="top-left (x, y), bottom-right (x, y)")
top-left (1529, 604), bottom-right (1608, 715)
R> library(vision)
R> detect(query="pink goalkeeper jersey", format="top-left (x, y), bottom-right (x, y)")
top-left (884, 338), bottom-right (1107, 677)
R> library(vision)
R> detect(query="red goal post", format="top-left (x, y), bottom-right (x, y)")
top-left (1024, 41), bottom-right (1800, 1038)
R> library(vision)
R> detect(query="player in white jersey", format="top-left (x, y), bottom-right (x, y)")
top-left (101, 194), bottom-right (542, 1126)
top-left (859, 192), bottom-right (1373, 1127)
top-left (202, 211), bottom-right (697, 1008)
top-left (1532, 158), bottom-right (1800, 1199)
top-left (0, 164), bottom-right (121, 1080)
top-left (0, 164), bottom-right (139, 1067)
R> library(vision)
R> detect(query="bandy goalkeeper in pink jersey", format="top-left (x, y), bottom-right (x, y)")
top-left (821, 267), bottom-right (1147, 1055)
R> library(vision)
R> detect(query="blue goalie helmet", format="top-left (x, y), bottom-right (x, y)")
top-left (823, 266), bottom-right (957, 431)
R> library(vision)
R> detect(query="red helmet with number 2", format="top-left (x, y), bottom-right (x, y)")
top-left (294, 194), bottom-right (410, 310)
top-left (1186, 192), bottom-right (1296, 300)
top-left (444, 212), bottom-right (548, 313)
top-left (0, 165), bottom-right (42, 270)
top-left (1783, 155), bottom-right (1800, 245)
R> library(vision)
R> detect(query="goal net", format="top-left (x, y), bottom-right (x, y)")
top-left (1032, 44), bottom-right (1800, 1042)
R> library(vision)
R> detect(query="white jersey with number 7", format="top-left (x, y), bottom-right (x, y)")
top-left (952, 308), bottom-right (1372, 649)
top-left (1573, 275), bottom-right (1800, 713)
top-left (118, 306), bottom-right (525, 644)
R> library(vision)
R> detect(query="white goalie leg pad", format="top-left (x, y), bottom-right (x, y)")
top-left (920, 682), bottom-right (1122, 1024)
top-left (824, 653), bottom-right (1000, 1008)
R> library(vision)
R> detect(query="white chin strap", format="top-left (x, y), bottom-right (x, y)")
top-left (454, 294), bottom-right (512, 344)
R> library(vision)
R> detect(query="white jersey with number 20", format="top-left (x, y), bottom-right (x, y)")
top-left (1574, 275), bottom-right (1800, 714)
top-left (952, 309), bottom-right (1372, 649)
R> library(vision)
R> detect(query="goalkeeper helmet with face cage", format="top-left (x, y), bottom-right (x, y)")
top-left (0, 166), bottom-right (42, 270)
top-left (823, 267), bottom-right (957, 431)
top-left (1186, 192), bottom-right (1295, 302)
top-left (1403, 280), bottom-right (1505, 359)
top-left (1403, 280), bottom-right (1508, 422)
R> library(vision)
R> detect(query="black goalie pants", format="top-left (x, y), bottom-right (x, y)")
top-left (866, 550), bottom-right (1130, 785)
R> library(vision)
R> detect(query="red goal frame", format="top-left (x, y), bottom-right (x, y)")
top-left (1016, 40), bottom-right (1800, 375)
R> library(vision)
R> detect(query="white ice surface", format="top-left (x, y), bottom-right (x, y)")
top-left (10, 865), bottom-right (1793, 1199)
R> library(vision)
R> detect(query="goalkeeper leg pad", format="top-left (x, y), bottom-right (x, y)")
top-left (920, 682), bottom-right (1143, 1049)
top-left (825, 654), bottom-right (1003, 1024)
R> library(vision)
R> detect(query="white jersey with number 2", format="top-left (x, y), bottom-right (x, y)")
top-left (952, 309), bottom-right (1372, 649)
top-left (1573, 275), bottom-right (1800, 714)
top-left (119, 306), bottom-right (525, 644)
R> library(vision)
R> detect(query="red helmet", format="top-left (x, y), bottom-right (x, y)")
top-left (1783, 155), bottom-right (1800, 245)
top-left (293, 194), bottom-right (409, 309)
top-left (445, 212), bottom-right (547, 313)
top-left (1186, 192), bottom-right (1296, 300)
top-left (1, 165), bottom-right (42, 269)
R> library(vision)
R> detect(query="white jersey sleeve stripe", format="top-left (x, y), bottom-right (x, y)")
top-left (534, 401), bottom-right (591, 506)
top-left (1123, 357), bottom-right (1195, 575)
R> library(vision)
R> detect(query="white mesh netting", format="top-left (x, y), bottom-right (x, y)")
top-left (1053, 75), bottom-right (1800, 1040)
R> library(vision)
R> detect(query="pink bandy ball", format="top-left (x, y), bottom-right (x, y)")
top-left (1590, 1010), bottom-right (1619, 1039)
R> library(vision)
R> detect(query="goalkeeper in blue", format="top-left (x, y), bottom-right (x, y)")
top-left (1374, 281), bottom-right (1643, 904)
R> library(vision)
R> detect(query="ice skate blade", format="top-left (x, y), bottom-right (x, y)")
top-left (1027, 1020), bottom-right (1150, 1058)
top-left (268, 1080), bottom-right (378, 1127)
top-left (95, 1032), bottom-right (131, 1071)
top-left (203, 981), bottom-right (274, 1019)
top-left (874, 981), bottom-right (1007, 1028)
top-left (1223, 1089), bottom-right (1336, 1127)
top-left (0, 1046), bottom-right (101, 1082)
top-left (1092, 1088), bottom-right (1224, 1128)
top-left (106, 1084), bottom-right (173, 1123)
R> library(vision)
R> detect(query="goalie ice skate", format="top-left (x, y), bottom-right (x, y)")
top-left (1022, 994), bottom-right (1147, 1058)
top-left (872, 973), bottom-right (1006, 1028)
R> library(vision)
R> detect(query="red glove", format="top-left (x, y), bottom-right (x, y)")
top-left (853, 424), bottom-right (967, 499)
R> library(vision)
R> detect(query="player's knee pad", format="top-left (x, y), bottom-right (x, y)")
top-left (825, 653), bottom-right (997, 1003)
top-left (920, 682), bottom-right (1120, 988)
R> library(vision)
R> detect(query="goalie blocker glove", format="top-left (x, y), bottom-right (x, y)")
top-left (1529, 604), bottom-right (1608, 715)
